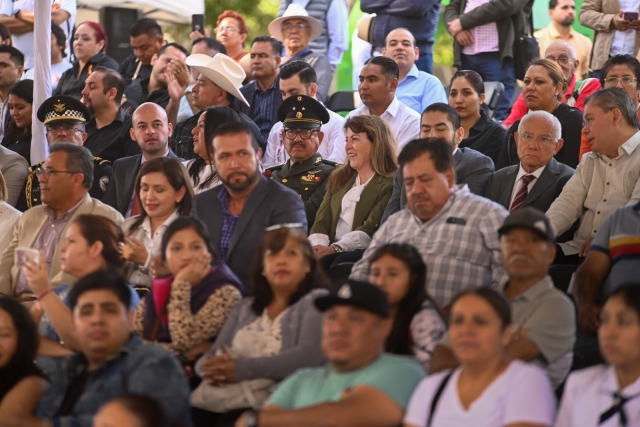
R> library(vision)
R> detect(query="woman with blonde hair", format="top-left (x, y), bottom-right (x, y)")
top-left (0, 171), bottom-right (20, 251)
top-left (497, 58), bottom-right (583, 169)
top-left (309, 115), bottom-right (397, 271)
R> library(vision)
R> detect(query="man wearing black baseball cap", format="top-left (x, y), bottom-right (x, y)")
top-left (16, 95), bottom-right (112, 211)
top-left (235, 280), bottom-right (425, 427)
top-left (431, 208), bottom-right (575, 389)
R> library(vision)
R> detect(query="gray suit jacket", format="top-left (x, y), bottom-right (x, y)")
top-left (192, 175), bottom-right (307, 286)
top-left (381, 147), bottom-right (494, 223)
top-left (0, 144), bottom-right (28, 207)
top-left (102, 149), bottom-right (179, 216)
top-left (483, 158), bottom-right (575, 212)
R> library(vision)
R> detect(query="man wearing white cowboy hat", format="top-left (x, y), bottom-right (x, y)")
top-left (275, 0), bottom-right (348, 76)
top-left (167, 52), bottom-right (264, 160)
top-left (269, 4), bottom-right (333, 103)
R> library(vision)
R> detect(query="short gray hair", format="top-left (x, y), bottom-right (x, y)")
top-left (584, 88), bottom-right (640, 129)
top-left (49, 142), bottom-right (94, 190)
top-left (518, 110), bottom-right (562, 139)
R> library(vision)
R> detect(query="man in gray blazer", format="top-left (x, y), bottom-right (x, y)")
top-left (381, 102), bottom-right (494, 223)
top-left (484, 110), bottom-right (575, 215)
top-left (103, 103), bottom-right (179, 217)
top-left (192, 122), bottom-right (307, 286)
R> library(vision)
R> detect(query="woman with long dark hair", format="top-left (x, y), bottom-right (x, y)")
top-left (1, 79), bottom-right (33, 164)
top-left (0, 298), bottom-right (48, 419)
top-left (368, 243), bottom-right (446, 371)
top-left (448, 70), bottom-right (505, 164)
top-left (122, 157), bottom-right (194, 295)
top-left (192, 225), bottom-right (329, 427)
top-left (185, 106), bottom-right (243, 194)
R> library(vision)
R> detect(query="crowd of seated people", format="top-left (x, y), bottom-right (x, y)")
top-left (1, 3), bottom-right (640, 427)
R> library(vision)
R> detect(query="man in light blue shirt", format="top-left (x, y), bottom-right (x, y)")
top-left (382, 28), bottom-right (447, 114)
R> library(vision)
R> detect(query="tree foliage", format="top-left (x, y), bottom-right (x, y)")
top-left (203, 0), bottom-right (280, 41)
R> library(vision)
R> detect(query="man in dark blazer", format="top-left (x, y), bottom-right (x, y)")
top-left (484, 110), bottom-right (575, 214)
top-left (103, 103), bottom-right (179, 217)
top-left (381, 103), bottom-right (494, 223)
top-left (192, 122), bottom-right (307, 286)
top-left (232, 36), bottom-right (283, 144)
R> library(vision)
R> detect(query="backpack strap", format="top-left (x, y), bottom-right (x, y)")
top-left (427, 371), bottom-right (454, 427)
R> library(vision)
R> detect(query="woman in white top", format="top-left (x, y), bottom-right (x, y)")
top-left (184, 106), bottom-right (244, 194)
top-left (404, 288), bottom-right (556, 427)
top-left (556, 285), bottom-right (640, 427)
top-left (309, 115), bottom-right (397, 271)
top-left (123, 157), bottom-right (194, 295)
top-left (369, 243), bottom-right (446, 372)
top-left (0, 171), bottom-right (20, 251)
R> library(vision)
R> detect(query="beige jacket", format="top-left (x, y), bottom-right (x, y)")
top-left (580, 0), bottom-right (640, 70)
top-left (0, 194), bottom-right (124, 298)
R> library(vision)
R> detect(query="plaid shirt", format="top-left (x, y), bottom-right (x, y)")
top-left (350, 185), bottom-right (509, 308)
top-left (462, 0), bottom-right (500, 55)
top-left (216, 187), bottom-right (240, 262)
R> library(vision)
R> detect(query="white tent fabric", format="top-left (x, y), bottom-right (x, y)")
top-left (77, 0), bottom-right (204, 24)
top-left (30, 1), bottom-right (52, 166)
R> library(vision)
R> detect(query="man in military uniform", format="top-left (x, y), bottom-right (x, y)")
top-left (17, 95), bottom-right (112, 211)
top-left (264, 94), bottom-right (337, 226)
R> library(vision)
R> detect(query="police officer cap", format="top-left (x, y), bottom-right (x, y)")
top-left (278, 94), bottom-right (330, 129)
top-left (37, 95), bottom-right (91, 125)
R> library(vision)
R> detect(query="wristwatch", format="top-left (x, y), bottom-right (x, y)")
top-left (331, 243), bottom-right (344, 253)
top-left (245, 409), bottom-right (259, 427)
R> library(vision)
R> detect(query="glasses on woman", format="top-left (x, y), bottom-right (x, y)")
top-left (603, 77), bottom-right (638, 87)
top-left (517, 133), bottom-right (558, 146)
top-left (215, 26), bottom-right (239, 34)
top-left (282, 23), bottom-right (310, 33)
top-left (284, 129), bottom-right (318, 140)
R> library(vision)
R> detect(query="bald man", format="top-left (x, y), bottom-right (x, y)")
top-left (382, 28), bottom-right (447, 114)
top-left (103, 102), bottom-right (181, 217)
top-left (503, 40), bottom-right (601, 129)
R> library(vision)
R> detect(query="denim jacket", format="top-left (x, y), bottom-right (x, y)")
top-left (36, 335), bottom-right (193, 427)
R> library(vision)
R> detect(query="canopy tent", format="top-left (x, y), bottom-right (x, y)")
top-left (77, 0), bottom-right (204, 25)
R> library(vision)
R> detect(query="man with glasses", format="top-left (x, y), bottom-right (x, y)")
top-left (547, 88), bottom-right (640, 265)
top-left (484, 111), bottom-right (575, 218)
top-left (16, 95), bottom-right (112, 211)
top-left (269, 5), bottom-right (332, 102)
top-left (0, 143), bottom-right (123, 299)
top-left (503, 40), bottom-right (602, 129)
top-left (264, 95), bottom-right (337, 226)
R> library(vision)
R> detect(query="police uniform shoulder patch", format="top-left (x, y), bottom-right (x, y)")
top-left (99, 176), bottom-right (110, 192)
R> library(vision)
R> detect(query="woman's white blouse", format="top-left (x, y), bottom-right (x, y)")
top-left (404, 360), bottom-right (556, 427)
top-left (555, 365), bottom-right (640, 427)
top-left (183, 159), bottom-right (221, 194)
top-left (230, 308), bottom-right (289, 358)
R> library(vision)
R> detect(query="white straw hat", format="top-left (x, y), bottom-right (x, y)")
top-left (185, 53), bottom-right (249, 107)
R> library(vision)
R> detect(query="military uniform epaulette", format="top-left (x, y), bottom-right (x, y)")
top-left (322, 159), bottom-right (339, 167)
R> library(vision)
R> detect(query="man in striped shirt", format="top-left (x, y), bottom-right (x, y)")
top-left (350, 138), bottom-right (508, 310)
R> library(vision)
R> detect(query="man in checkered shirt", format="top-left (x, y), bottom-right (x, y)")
top-left (350, 138), bottom-right (509, 310)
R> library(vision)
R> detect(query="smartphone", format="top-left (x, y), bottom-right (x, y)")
top-left (15, 247), bottom-right (40, 268)
top-left (192, 14), bottom-right (205, 33)
top-left (623, 11), bottom-right (639, 21)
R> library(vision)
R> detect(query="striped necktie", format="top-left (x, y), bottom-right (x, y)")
top-left (509, 174), bottom-right (535, 212)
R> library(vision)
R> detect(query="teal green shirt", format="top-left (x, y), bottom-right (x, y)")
top-left (267, 354), bottom-right (425, 410)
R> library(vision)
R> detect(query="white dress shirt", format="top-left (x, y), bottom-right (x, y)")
top-left (610, 0), bottom-right (640, 56)
top-left (308, 174), bottom-right (373, 251)
top-left (509, 164), bottom-right (546, 208)
top-left (345, 96), bottom-right (420, 150)
top-left (264, 108), bottom-right (346, 166)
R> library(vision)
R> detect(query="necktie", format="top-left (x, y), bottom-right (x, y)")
top-left (598, 392), bottom-right (640, 426)
top-left (509, 174), bottom-right (535, 212)
top-left (130, 195), bottom-right (142, 217)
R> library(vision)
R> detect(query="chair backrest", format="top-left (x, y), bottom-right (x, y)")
top-left (484, 81), bottom-right (505, 119)
top-left (326, 91), bottom-right (361, 113)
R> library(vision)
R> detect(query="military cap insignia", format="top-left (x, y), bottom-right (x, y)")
top-left (297, 96), bottom-right (302, 101)
top-left (53, 102), bottom-right (65, 113)
top-left (296, 112), bottom-right (302, 118)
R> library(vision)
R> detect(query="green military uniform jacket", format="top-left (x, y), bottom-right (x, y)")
top-left (310, 172), bottom-right (394, 242)
top-left (264, 153), bottom-right (337, 227)
top-left (16, 157), bottom-right (112, 212)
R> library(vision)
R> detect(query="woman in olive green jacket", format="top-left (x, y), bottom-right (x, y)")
top-left (309, 115), bottom-right (398, 270)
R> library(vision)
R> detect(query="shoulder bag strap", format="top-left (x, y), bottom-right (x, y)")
top-left (427, 371), bottom-right (454, 427)
top-left (149, 305), bottom-right (168, 342)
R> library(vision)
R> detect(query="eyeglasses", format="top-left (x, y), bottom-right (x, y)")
top-left (282, 23), bottom-right (310, 33)
top-left (46, 125), bottom-right (83, 135)
top-left (604, 77), bottom-right (638, 87)
top-left (265, 223), bottom-right (305, 232)
top-left (284, 128), bottom-right (319, 140)
top-left (35, 167), bottom-right (81, 179)
top-left (517, 133), bottom-right (558, 146)
top-left (214, 26), bottom-right (239, 34)
top-left (545, 55), bottom-right (573, 66)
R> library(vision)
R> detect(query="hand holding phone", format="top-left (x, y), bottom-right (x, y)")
top-left (623, 11), bottom-right (639, 21)
top-left (15, 247), bottom-right (40, 268)
top-left (192, 14), bottom-right (205, 34)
